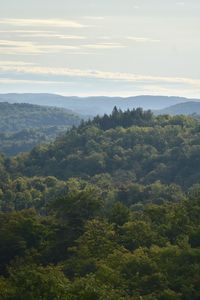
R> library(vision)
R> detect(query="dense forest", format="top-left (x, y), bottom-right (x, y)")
top-left (0, 108), bottom-right (199, 299)
top-left (14, 107), bottom-right (200, 188)
top-left (0, 102), bottom-right (82, 156)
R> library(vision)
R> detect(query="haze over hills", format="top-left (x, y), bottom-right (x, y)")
top-left (0, 102), bottom-right (81, 132)
top-left (1, 0), bottom-right (200, 298)
top-left (155, 101), bottom-right (200, 116)
top-left (0, 93), bottom-right (199, 116)
top-left (0, 102), bottom-right (82, 156)
top-left (14, 108), bottom-right (200, 188)
top-left (1, 96), bottom-right (200, 157)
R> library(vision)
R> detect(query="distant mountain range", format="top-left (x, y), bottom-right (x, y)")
top-left (155, 101), bottom-right (200, 116)
top-left (1, 93), bottom-right (199, 116)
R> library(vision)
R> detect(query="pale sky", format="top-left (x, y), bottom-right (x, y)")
top-left (0, 0), bottom-right (200, 97)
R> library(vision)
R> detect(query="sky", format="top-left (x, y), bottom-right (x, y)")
top-left (0, 0), bottom-right (200, 97)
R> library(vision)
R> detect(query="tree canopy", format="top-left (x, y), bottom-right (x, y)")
top-left (0, 108), bottom-right (199, 299)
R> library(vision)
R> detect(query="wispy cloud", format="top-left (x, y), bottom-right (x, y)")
top-left (19, 33), bottom-right (86, 40)
top-left (39, 45), bottom-right (79, 52)
top-left (0, 30), bottom-right (55, 34)
top-left (0, 30), bottom-right (86, 40)
top-left (83, 43), bottom-right (126, 49)
top-left (0, 38), bottom-right (127, 55)
top-left (126, 36), bottom-right (160, 43)
top-left (0, 39), bottom-right (39, 55)
top-left (0, 60), bottom-right (36, 66)
top-left (0, 78), bottom-right (69, 85)
top-left (0, 18), bottom-right (86, 28)
top-left (0, 39), bottom-right (79, 55)
top-left (0, 64), bottom-right (200, 88)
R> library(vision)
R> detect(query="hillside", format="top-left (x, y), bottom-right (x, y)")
top-left (0, 102), bottom-right (82, 156)
top-left (0, 93), bottom-right (198, 116)
top-left (0, 107), bottom-right (200, 299)
top-left (0, 102), bottom-right (81, 132)
top-left (0, 127), bottom-right (73, 156)
top-left (13, 107), bottom-right (200, 188)
top-left (155, 101), bottom-right (200, 115)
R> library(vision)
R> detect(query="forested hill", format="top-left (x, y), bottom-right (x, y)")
top-left (0, 102), bottom-right (81, 132)
top-left (0, 102), bottom-right (82, 156)
top-left (0, 107), bottom-right (200, 299)
top-left (155, 101), bottom-right (200, 116)
top-left (14, 107), bottom-right (200, 188)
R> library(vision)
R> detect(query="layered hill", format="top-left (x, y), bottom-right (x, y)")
top-left (1, 107), bottom-right (200, 299)
top-left (0, 102), bottom-right (81, 132)
top-left (155, 101), bottom-right (200, 116)
top-left (0, 102), bottom-right (82, 156)
top-left (15, 107), bottom-right (200, 188)
top-left (0, 93), bottom-right (199, 116)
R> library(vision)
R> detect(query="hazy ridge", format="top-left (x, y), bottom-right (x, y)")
top-left (1, 93), bottom-right (199, 116)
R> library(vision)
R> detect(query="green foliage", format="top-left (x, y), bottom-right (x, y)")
top-left (0, 127), bottom-right (71, 157)
top-left (0, 102), bottom-right (81, 133)
top-left (52, 180), bottom-right (103, 228)
top-left (0, 102), bottom-right (81, 156)
top-left (0, 210), bottom-right (47, 274)
top-left (13, 108), bottom-right (200, 188)
top-left (7, 264), bottom-right (70, 300)
top-left (107, 202), bottom-right (130, 226)
top-left (0, 108), bottom-right (199, 298)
